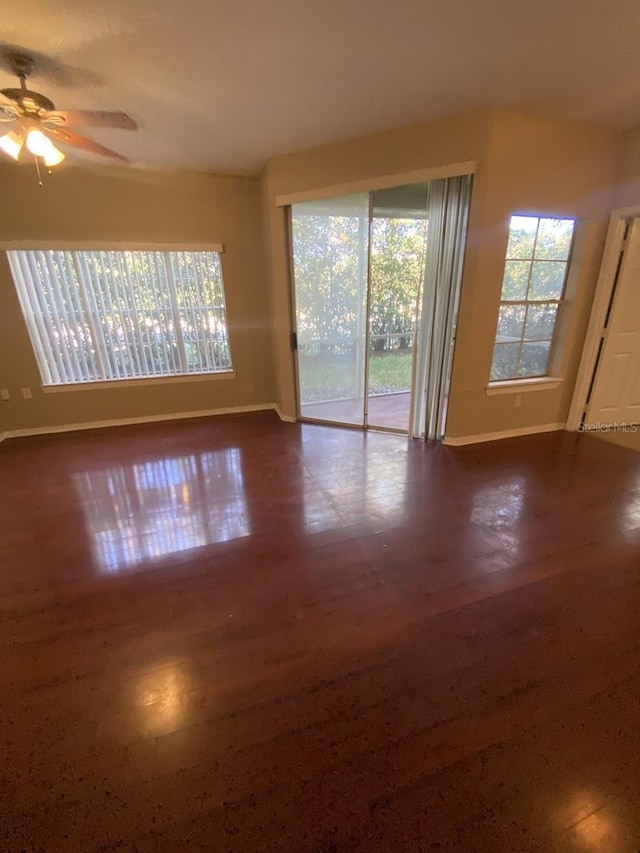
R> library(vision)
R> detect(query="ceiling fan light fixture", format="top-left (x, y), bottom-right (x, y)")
top-left (26, 128), bottom-right (51, 156)
top-left (0, 130), bottom-right (24, 161)
top-left (25, 128), bottom-right (65, 168)
top-left (43, 145), bottom-right (65, 168)
top-left (1, 53), bottom-right (135, 180)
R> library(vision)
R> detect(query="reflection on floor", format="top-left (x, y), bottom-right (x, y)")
top-left (2, 413), bottom-right (640, 852)
top-left (301, 391), bottom-right (411, 430)
top-left (74, 449), bottom-right (250, 573)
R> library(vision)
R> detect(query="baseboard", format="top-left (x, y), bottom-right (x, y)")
top-left (1, 415), bottom-right (563, 445)
top-left (273, 405), bottom-right (297, 423)
top-left (443, 423), bottom-right (566, 446)
top-left (1, 403), bottom-right (289, 441)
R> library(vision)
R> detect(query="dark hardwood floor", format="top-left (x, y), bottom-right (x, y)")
top-left (2, 412), bottom-right (640, 852)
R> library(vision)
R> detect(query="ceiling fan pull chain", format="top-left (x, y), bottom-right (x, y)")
top-left (34, 156), bottom-right (43, 188)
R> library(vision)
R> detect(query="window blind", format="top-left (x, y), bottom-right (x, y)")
top-left (7, 249), bottom-right (233, 385)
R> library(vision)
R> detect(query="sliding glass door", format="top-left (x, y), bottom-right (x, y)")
top-left (367, 184), bottom-right (428, 432)
top-left (290, 175), bottom-right (472, 439)
top-left (291, 194), bottom-right (369, 426)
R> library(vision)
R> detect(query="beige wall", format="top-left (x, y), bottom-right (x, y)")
top-left (614, 124), bottom-right (640, 209)
top-left (262, 109), bottom-right (619, 438)
top-left (0, 165), bottom-right (274, 433)
top-left (261, 111), bottom-right (493, 419)
top-left (0, 109), bottom-right (625, 441)
top-left (447, 111), bottom-right (616, 438)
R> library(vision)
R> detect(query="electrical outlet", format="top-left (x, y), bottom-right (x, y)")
top-left (0, 388), bottom-right (9, 401)
top-left (21, 387), bottom-right (33, 400)
top-left (515, 394), bottom-right (522, 408)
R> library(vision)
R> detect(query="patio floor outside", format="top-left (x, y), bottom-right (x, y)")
top-left (300, 391), bottom-right (411, 432)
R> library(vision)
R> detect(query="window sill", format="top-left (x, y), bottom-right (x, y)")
top-left (41, 371), bottom-right (236, 394)
top-left (485, 377), bottom-right (563, 396)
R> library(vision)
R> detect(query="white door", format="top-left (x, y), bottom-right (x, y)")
top-left (587, 218), bottom-right (640, 427)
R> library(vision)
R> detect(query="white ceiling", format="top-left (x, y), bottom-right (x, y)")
top-left (2, 0), bottom-right (639, 174)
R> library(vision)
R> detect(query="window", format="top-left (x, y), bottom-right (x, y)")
top-left (7, 249), bottom-right (233, 386)
top-left (490, 215), bottom-right (575, 381)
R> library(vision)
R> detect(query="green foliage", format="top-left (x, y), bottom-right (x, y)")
top-left (370, 218), bottom-right (426, 349)
top-left (529, 261), bottom-right (566, 300)
top-left (491, 339), bottom-right (551, 380)
top-left (501, 261), bottom-right (530, 300)
top-left (491, 343), bottom-right (520, 380)
top-left (502, 217), bottom-right (573, 300)
top-left (496, 304), bottom-right (526, 340)
top-left (299, 351), bottom-right (413, 403)
top-left (292, 212), bottom-right (365, 348)
top-left (367, 350), bottom-right (413, 393)
top-left (292, 211), bottom-right (425, 354)
top-left (507, 216), bottom-right (573, 262)
top-left (292, 209), bottom-right (425, 402)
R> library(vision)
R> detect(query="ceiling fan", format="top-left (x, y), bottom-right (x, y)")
top-left (0, 52), bottom-right (137, 181)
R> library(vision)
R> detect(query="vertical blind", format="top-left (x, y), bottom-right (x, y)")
top-left (410, 174), bottom-right (473, 440)
top-left (7, 249), bottom-right (233, 385)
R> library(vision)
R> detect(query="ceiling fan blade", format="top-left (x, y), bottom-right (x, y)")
top-left (45, 127), bottom-right (129, 163)
top-left (44, 110), bottom-right (137, 130)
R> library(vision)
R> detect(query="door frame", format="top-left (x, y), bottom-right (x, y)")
top-left (567, 205), bottom-right (640, 431)
top-left (287, 195), bottom-right (372, 431)
top-left (288, 190), bottom-right (423, 435)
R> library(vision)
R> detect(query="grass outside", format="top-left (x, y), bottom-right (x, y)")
top-left (299, 351), bottom-right (412, 402)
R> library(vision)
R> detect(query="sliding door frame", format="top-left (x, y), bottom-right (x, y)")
top-left (365, 193), bottom-right (427, 436)
top-left (286, 164), bottom-right (476, 436)
top-left (289, 190), bottom-right (420, 435)
top-left (285, 205), bottom-right (304, 424)
top-left (288, 198), bottom-right (370, 430)
top-left (362, 193), bottom-right (375, 431)
top-left (275, 162), bottom-right (476, 208)
top-left (287, 206), bottom-right (361, 429)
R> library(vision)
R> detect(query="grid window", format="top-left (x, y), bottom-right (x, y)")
top-left (7, 249), bottom-right (233, 386)
top-left (490, 215), bottom-right (575, 381)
